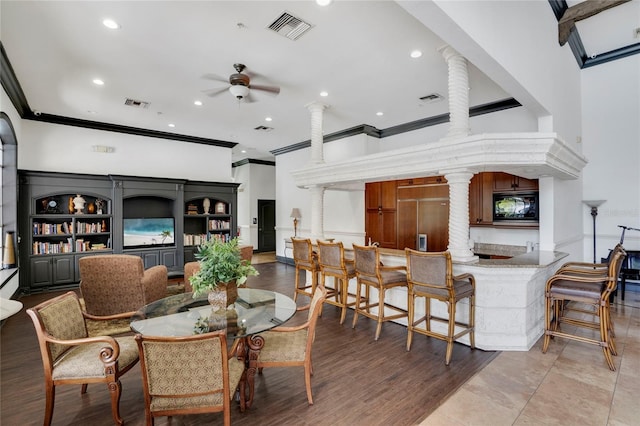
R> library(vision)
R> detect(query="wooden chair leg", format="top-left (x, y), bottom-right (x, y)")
top-left (108, 379), bottom-right (124, 426)
top-left (469, 294), bottom-right (475, 350)
top-left (406, 293), bottom-right (414, 351)
top-left (542, 294), bottom-right (552, 353)
top-left (44, 383), bottom-right (55, 426)
top-left (445, 302), bottom-right (456, 365)
top-left (304, 362), bottom-right (314, 405)
top-left (339, 278), bottom-right (348, 325)
top-left (375, 288), bottom-right (385, 340)
top-left (352, 280), bottom-right (362, 329)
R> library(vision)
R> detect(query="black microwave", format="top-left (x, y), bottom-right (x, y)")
top-left (493, 192), bottom-right (539, 222)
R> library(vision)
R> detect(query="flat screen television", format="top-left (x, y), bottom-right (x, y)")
top-left (493, 193), bottom-right (539, 222)
top-left (123, 218), bottom-right (175, 249)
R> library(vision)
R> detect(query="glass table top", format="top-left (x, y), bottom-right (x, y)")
top-left (130, 288), bottom-right (297, 339)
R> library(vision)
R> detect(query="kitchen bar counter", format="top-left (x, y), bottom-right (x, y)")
top-left (348, 247), bottom-right (568, 351)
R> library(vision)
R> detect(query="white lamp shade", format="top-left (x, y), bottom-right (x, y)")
top-left (290, 208), bottom-right (301, 219)
top-left (229, 85), bottom-right (249, 99)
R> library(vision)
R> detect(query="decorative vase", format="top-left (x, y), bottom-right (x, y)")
top-left (203, 197), bottom-right (211, 214)
top-left (207, 281), bottom-right (238, 310)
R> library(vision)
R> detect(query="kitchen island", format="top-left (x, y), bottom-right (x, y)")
top-left (371, 248), bottom-right (568, 351)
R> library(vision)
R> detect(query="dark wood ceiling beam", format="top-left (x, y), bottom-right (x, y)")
top-left (559, 0), bottom-right (631, 46)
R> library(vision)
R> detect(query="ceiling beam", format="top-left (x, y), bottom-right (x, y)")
top-left (559, 0), bottom-right (631, 46)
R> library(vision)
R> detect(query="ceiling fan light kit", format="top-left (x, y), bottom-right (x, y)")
top-left (229, 84), bottom-right (250, 100)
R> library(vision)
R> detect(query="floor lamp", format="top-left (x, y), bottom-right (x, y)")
top-left (583, 200), bottom-right (606, 264)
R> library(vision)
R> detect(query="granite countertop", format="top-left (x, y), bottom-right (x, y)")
top-left (473, 250), bottom-right (568, 268)
top-left (375, 247), bottom-right (568, 268)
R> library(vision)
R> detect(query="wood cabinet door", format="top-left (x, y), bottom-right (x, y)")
top-left (397, 200), bottom-right (418, 250)
top-left (470, 173), bottom-right (494, 225)
top-left (515, 176), bottom-right (538, 191)
top-left (418, 199), bottom-right (449, 252)
top-left (493, 172), bottom-right (515, 191)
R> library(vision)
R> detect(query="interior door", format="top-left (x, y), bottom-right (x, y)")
top-left (257, 199), bottom-right (276, 252)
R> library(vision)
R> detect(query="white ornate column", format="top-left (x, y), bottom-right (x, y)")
top-left (438, 45), bottom-right (470, 140)
top-left (306, 102), bottom-right (328, 165)
top-left (309, 185), bottom-right (325, 241)
top-left (444, 171), bottom-right (476, 262)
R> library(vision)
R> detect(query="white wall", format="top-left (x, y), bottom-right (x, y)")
top-left (581, 55), bottom-right (640, 257)
top-left (19, 120), bottom-right (232, 182)
top-left (232, 163), bottom-right (251, 245)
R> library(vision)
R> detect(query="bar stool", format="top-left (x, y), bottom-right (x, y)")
top-left (291, 238), bottom-right (320, 302)
top-left (317, 240), bottom-right (357, 324)
top-left (542, 248), bottom-right (626, 371)
top-left (352, 244), bottom-right (408, 340)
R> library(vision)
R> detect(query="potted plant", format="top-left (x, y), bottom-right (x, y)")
top-left (189, 237), bottom-right (259, 307)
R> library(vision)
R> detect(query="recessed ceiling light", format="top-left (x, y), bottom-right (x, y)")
top-left (410, 50), bottom-right (422, 58)
top-left (316, 0), bottom-right (332, 6)
top-left (168, 123), bottom-right (175, 128)
top-left (102, 19), bottom-right (120, 30)
top-left (87, 110), bottom-right (97, 115)
top-left (194, 100), bottom-right (202, 106)
top-left (241, 150), bottom-right (247, 153)
top-left (92, 79), bottom-right (104, 86)
top-left (320, 91), bottom-right (328, 97)
top-left (265, 117), bottom-right (272, 122)
top-left (376, 112), bottom-right (384, 116)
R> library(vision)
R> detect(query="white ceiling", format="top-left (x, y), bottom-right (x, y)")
top-left (1, 1), bottom-right (637, 163)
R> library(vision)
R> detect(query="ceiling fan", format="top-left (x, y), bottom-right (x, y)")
top-left (203, 63), bottom-right (280, 102)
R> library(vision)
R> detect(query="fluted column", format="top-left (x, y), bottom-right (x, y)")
top-left (307, 102), bottom-right (328, 165)
top-left (439, 45), bottom-right (470, 140)
top-left (444, 171), bottom-right (476, 262)
top-left (309, 185), bottom-right (325, 241)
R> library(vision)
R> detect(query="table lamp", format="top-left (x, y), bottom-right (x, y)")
top-left (290, 208), bottom-right (301, 237)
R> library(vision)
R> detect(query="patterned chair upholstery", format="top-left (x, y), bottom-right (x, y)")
top-left (26, 291), bottom-right (140, 426)
top-left (291, 237), bottom-right (320, 302)
top-left (183, 245), bottom-right (253, 293)
top-left (135, 330), bottom-right (245, 426)
top-left (79, 254), bottom-right (168, 318)
top-left (352, 244), bottom-right (408, 340)
top-left (405, 249), bottom-right (476, 365)
top-left (257, 284), bottom-right (328, 405)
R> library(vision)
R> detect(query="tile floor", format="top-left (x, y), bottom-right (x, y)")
top-left (421, 287), bottom-right (640, 426)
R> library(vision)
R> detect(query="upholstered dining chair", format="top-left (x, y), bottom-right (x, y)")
top-left (316, 240), bottom-right (356, 324)
top-left (352, 244), bottom-right (408, 340)
top-left (26, 291), bottom-right (140, 426)
top-left (291, 237), bottom-right (320, 301)
top-left (542, 248), bottom-right (626, 371)
top-left (405, 249), bottom-right (476, 365)
top-left (79, 254), bottom-right (168, 318)
top-left (256, 283), bottom-right (328, 405)
top-left (135, 330), bottom-right (245, 426)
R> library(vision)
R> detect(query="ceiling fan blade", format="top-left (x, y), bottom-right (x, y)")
top-left (203, 86), bottom-right (229, 97)
top-left (250, 84), bottom-right (280, 95)
top-left (202, 73), bottom-right (228, 84)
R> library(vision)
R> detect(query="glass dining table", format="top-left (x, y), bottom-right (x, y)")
top-left (130, 287), bottom-right (298, 410)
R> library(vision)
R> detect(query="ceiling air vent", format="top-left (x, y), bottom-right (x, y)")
top-left (268, 12), bottom-right (312, 41)
top-left (419, 93), bottom-right (444, 103)
top-left (124, 98), bottom-right (150, 109)
top-left (255, 125), bottom-right (274, 132)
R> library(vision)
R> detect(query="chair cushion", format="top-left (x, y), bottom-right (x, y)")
top-left (52, 336), bottom-right (139, 380)
top-left (549, 279), bottom-right (605, 301)
top-left (322, 262), bottom-right (355, 277)
top-left (412, 279), bottom-right (473, 300)
top-left (258, 329), bottom-right (308, 363)
top-left (380, 270), bottom-right (407, 285)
